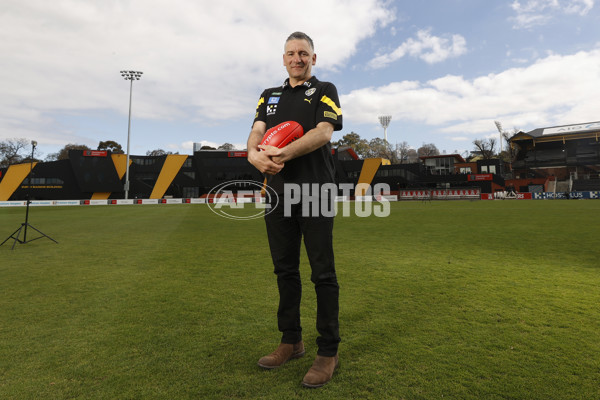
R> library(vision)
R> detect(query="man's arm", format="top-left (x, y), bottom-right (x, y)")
top-left (259, 121), bottom-right (334, 164)
top-left (247, 121), bottom-right (285, 175)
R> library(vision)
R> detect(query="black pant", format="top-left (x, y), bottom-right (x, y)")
top-left (264, 200), bottom-right (340, 357)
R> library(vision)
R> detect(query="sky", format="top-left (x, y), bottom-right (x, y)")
top-left (1, 0), bottom-right (599, 159)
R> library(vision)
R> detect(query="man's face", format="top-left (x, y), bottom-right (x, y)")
top-left (283, 39), bottom-right (316, 83)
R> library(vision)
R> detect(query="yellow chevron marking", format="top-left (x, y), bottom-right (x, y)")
top-left (111, 154), bottom-right (130, 179)
top-left (150, 155), bottom-right (188, 199)
top-left (90, 154), bottom-right (131, 200)
top-left (91, 192), bottom-right (111, 200)
top-left (256, 97), bottom-right (265, 109)
top-left (320, 95), bottom-right (342, 116)
top-left (0, 162), bottom-right (37, 201)
top-left (355, 158), bottom-right (389, 196)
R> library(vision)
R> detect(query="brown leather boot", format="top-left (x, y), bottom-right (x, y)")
top-left (301, 354), bottom-right (339, 388)
top-left (257, 341), bottom-right (305, 369)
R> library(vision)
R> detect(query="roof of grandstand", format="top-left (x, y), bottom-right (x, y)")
top-left (419, 154), bottom-right (466, 163)
top-left (512, 121), bottom-right (600, 143)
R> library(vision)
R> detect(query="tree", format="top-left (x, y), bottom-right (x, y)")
top-left (146, 149), bottom-right (174, 156)
top-left (0, 138), bottom-right (29, 168)
top-left (97, 140), bottom-right (124, 154)
top-left (200, 145), bottom-right (216, 150)
top-left (500, 128), bottom-right (519, 163)
top-left (417, 143), bottom-right (440, 157)
top-left (406, 148), bottom-right (419, 163)
top-left (332, 132), bottom-right (370, 159)
top-left (47, 143), bottom-right (92, 161)
top-left (494, 121), bottom-right (521, 163)
top-left (365, 137), bottom-right (399, 162)
top-left (472, 138), bottom-right (497, 160)
top-left (396, 141), bottom-right (412, 164)
top-left (218, 143), bottom-right (235, 150)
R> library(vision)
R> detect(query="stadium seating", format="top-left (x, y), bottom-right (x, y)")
top-left (572, 179), bottom-right (600, 191)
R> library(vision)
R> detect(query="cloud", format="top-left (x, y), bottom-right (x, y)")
top-left (0, 0), bottom-right (393, 147)
top-left (510, 0), bottom-right (595, 28)
top-left (368, 29), bottom-right (467, 69)
top-left (342, 48), bottom-right (600, 136)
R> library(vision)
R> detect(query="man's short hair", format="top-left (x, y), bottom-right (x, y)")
top-left (285, 32), bottom-right (314, 52)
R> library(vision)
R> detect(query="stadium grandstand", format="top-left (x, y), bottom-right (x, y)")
top-left (0, 148), bottom-right (505, 201)
top-left (1, 121), bottom-right (599, 202)
top-left (510, 121), bottom-right (600, 192)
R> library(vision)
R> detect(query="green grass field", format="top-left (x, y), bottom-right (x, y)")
top-left (1, 200), bottom-right (599, 399)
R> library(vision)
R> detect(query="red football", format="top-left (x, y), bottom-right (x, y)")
top-left (260, 121), bottom-right (304, 149)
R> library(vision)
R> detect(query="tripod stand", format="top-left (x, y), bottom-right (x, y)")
top-left (1, 141), bottom-right (58, 250)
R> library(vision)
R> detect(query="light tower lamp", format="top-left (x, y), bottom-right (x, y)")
top-left (120, 70), bottom-right (143, 199)
top-left (378, 115), bottom-right (392, 142)
top-left (494, 120), bottom-right (504, 154)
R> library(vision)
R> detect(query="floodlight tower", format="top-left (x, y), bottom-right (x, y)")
top-left (494, 120), bottom-right (503, 154)
top-left (120, 70), bottom-right (143, 199)
top-left (378, 115), bottom-right (392, 142)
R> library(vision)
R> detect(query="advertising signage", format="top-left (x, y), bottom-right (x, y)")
top-left (227, 151), bottom-right (248, 158)
top-left (468, 174), bottom-right (493, 181)
top-left (83, 150), bottom-right (108, 157)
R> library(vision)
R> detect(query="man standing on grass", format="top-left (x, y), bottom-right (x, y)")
top-left (246, 31), bottom-right (343, 388)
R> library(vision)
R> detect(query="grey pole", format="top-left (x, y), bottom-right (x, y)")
top-left (120, 70), bottom-right (142, 199)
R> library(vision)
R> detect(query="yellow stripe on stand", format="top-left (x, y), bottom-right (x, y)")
top-left (355, 158), bottom-right (389, 197)
top-left (150, 155), bottom-right (188, 199)
top-left (91, 154), bottom-right (130, 200)
top-left (111, 154), bottom-right (129, 179)
top-left (91, 192), bottom-right (111, 200)
top-left (0, 163), bottom-right (37, 201)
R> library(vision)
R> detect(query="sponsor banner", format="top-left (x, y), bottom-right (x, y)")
top-left (0, 201), bottom-right (27, 207)
top-left (495, 192), bottom-right (532, 199)
top-left (83, 150), bottom-right (108, 157)
top-left (139, 199), bottom-right (159, 204)
top-left (533, 191), bottom-right (600, 199)
top-left (375, 195), bottom-right (398, 202)
top-left (533, 192), bottom-right (552, 200)
top-left (211, 197), bottom-right (234, 204)
top-left (29, 200), bottom-right (77, 206)
top-left (355, 196), bottom-right (373, 202)
top-left (109, 199), bottom-right (134, 205)
top-left (161, 198), bottom-right (183, 204)
top-left (515, 192), bottom-right (532, 200)
top-left (188, 198), bottom-right (207, 204)
top-left (400, 190), bottom-right (430, 199)
top-left (88, 200), bottom-right (108, 206)
top-left (55, 200), bottom-right (80, 206)
top-left (30, 200), bottom-right (56, 207)
top-left (543, 122), bottom-right (600, 136)
top-left (468, 174), bottom-right (493, 181)
top-left (227, 151), bottom-right (248, 158)
top-left (2, 191), bottom-right (598, 208)
top-left (401, 189), bottom-right (480, 200)
top-left (433, 189), bottom-right (480, 198)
